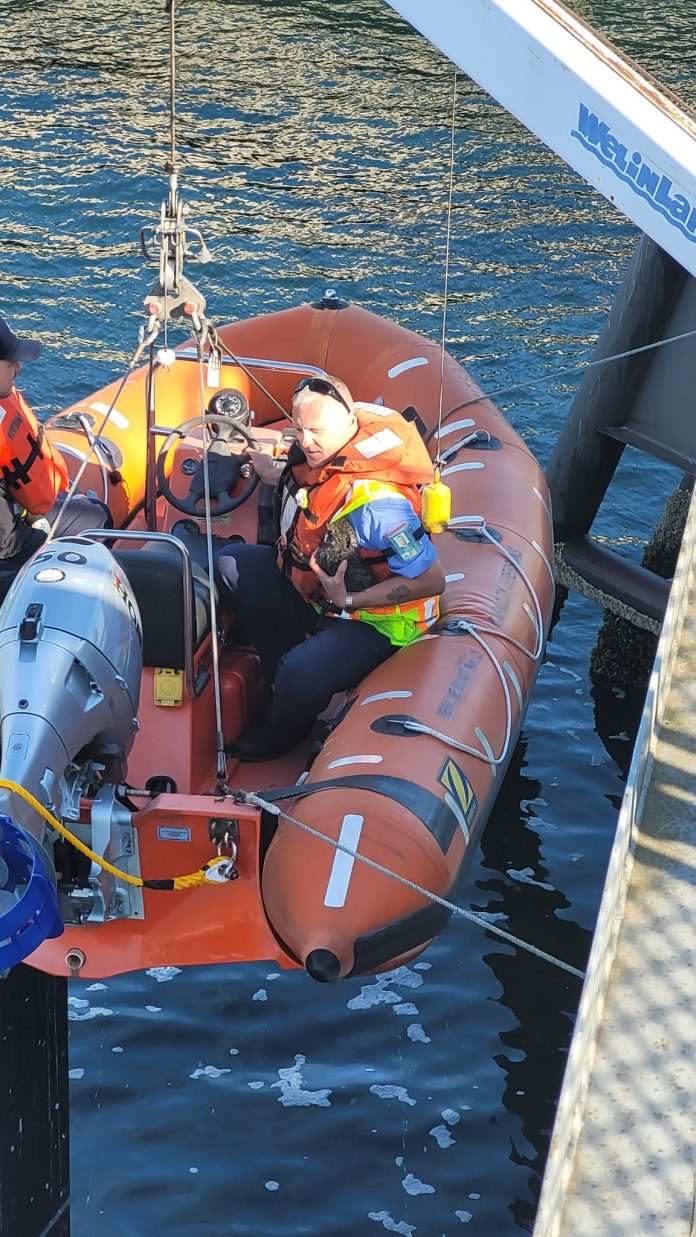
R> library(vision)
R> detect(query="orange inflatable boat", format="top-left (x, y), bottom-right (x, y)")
top-left (6, 297), bottom-right (554, 981)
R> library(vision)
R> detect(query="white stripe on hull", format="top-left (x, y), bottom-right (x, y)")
top-left (324, 815), bottom-right (364, 908)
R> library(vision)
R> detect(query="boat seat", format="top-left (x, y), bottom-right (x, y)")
top-left (113, 544), bottom-right (216, 671)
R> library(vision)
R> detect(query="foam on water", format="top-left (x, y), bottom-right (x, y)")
top-left (368, 1212), bottom-right (416, 1235)
top-left (370, 1085), bottom-right (417, 1107)
top-left (272, 1055), bottom-right (332, 1107)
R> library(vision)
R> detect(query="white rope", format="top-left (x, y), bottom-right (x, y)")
top-left (393, 514), bottom-right (550, 762)
top-left (446, 517), bottom-right (546, 661)
top-left (239, 790), bottom-right (584, 980)
top-left (404, 620), bottom-right (513, 768)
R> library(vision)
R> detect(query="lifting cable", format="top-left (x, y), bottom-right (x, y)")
top-left (44, 335), bottom-right (157, 541)
top-left (433, 324), bottom-right (696, 435)
top-left (168, 0), bottom-right (177, 177)
top-left (434, 66), bottom-right (458, 475)
top-left (211, 328), bottom-right (292, 422)
top-left (236, 789), bottom-right (586, 982)
top-left (161, 0), bottom-right (229, 787)
top-left (44, 3), bottom-right (188, 538)
top-left (195, 351), bottom-right (228, 784)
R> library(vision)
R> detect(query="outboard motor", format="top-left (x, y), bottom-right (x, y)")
top-left (0, 537), bottom-right (143, 961)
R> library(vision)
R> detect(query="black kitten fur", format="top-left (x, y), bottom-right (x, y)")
top-left (314, 518), bottom-right (375, 592)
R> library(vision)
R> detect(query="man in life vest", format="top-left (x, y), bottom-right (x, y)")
top-left (214, 374), bottom-right (445, 761)
top-left (0, 317), bottom-right (111, 599)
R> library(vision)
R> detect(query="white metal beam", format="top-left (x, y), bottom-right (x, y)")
top-left (384, 0), bottom-right (696, 277)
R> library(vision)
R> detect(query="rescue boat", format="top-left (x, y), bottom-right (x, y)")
top-left (0, 295), bottom-right (554, 982)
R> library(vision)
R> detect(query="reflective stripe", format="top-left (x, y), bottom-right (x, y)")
top-left (435, 419), bottom-right (475, 438)
top-left (503, 661), bottom-right (523, 709)
top-left (532, 539), bottom-right (554, 581)
top-left (523, 601), bottom-right (540, 639)
top-left (387, 357), bottom-right (428, 378)
top-left (330, 481), bottom-right (437, 638)
top-left (358, 402), bottom-right (392, 417)
top-left (326, 755), bottom-right (383, 768)
top-left (444, 791), bottom-right (470, 842)
top-left (349, 596), bottom-right (439, 645)
top-left (474, 726), bottom-right (496, 771)
top-left (324, 814), bottom-right (364, 908)
top-left (361, 690), bottom-right (413, 705)
top-left (442, 461), bottom-right (485, 476)
top-left (354, 428), bottom-right (404, 459)
top-left (533, 484), bottom-right (552, 522)
top-left (89, 402), bottom-right (130, 430)
top-left (332, 479), bottom-right (403, 522)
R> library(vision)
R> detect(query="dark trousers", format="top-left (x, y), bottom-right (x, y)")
top-left (214, 543), bottom-right (394, 734)
top-left (0, 494), bottom-right (112, 603)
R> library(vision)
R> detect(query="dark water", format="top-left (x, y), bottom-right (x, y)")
top-left (0, 1), bottom-right (691, 1232)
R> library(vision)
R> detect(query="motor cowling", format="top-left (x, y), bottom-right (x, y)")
top-left (0, 537), bottom-right (143, 845)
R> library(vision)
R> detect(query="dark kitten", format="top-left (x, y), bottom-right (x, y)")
top-left (314, 518), bottom-right (375, 592)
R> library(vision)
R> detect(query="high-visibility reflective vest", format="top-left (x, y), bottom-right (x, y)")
top-left (280, 404), bottom-right (439, 646)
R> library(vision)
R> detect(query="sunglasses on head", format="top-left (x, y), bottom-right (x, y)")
top-left (293, 376), bottom-right (352, 414)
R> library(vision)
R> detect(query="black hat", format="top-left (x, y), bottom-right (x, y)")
top-left (0, 319), bottom-right (43, 363)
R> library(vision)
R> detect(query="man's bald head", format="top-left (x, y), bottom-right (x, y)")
top-left (292, 375), bottom-right (358, 467)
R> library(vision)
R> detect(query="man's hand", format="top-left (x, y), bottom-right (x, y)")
top-left (309, 552), bottom-right (349, 608)
top-left (246, 447), bottom-right (284, 486)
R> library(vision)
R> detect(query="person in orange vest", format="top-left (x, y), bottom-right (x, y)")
top-left (0, 317), bottom-right (110, 599)
top-left (215, 374), bottom-right (445, 761)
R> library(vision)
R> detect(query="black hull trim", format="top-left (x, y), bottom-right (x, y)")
top-left (348, 899), bottom-right (452, 977)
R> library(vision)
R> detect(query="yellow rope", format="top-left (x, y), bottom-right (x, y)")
top-left (0, 778), bottom-right (223, 891)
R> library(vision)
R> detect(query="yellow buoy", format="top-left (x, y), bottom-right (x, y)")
top-left (421, 470), bottom-right (451, 534)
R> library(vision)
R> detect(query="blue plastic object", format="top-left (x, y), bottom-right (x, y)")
top-left (0, 813), bottom-right (63, 968)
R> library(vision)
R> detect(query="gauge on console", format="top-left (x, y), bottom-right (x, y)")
top-left (171, 519), bottom-right (201, 537)
top-left (208, 388), bottom-right (250, 424)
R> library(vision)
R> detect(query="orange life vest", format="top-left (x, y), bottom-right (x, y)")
top-left (280, 405), bottom-right (439, 646)
top-left (0, 388), bottom-right (69, 515)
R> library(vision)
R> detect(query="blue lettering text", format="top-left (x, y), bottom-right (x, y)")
top-left (571, 103), bottom-right (696, 246)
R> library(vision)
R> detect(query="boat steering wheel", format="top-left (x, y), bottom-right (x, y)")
top-left (155, 414), bottom-right (261, 517)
